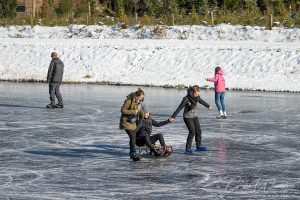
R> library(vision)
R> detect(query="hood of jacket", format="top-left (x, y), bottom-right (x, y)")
top-left (216, 70), bottom-right (224, 75)
top-left (127, 92), bottom-right (135, 100)
top-left (126, 92), bottom-right (144, 103)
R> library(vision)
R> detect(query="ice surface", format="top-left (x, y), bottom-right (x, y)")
top-left (0, 82), bottom-right (299, 199)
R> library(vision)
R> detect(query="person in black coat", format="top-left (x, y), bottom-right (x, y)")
top-left (135, 107), bottom-right (173, 156)
top-left (46, 52), bottom-right (64, 108)
top-left (170, 85), bottom-right (212, 154)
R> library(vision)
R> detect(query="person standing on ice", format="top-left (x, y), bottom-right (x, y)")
top-left (170, 85), bottom-right (212, 154)
top-left (46, 52), bottom-right (64, 109)
top-left (205, 67), bottom-right (227, 119)
top-left (120, 88), bottom-right (147, 161)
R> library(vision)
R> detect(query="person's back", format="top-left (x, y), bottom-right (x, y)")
top-left (49, 58), bottom-right (64, 83)
top-left (214, 70), bottom-right (225, 92)
top-left (136, 117), bottom-right (153, 141)
top-left (46, 52), bottom-right (64, 109)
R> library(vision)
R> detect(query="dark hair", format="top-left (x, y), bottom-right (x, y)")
top-left (215, 66), bottom-right (222, 73)
top-left (190, 85), bottom-right (200, 94)
top-left (135, 88), bottom-right (144, 97)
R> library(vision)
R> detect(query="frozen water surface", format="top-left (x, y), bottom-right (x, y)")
top-left (0, 82), bottom-right (299, 200)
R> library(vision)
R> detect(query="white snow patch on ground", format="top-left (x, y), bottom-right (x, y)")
top-left (0, 24), bottom-right (300, 91)
top-left (0, 24), bottom-right (300, 42)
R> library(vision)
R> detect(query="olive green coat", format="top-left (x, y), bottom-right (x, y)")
top-left (119, 94), bottom-right (144, 131)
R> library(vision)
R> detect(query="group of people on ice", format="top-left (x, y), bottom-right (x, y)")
top-left (46, 52), bottom-right (227, 162)
top-left (119, 68), bottom-right (227, 161)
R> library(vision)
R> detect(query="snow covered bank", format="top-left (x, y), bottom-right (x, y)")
top-left (0, 24), bottom-right (300, 42)
top-left (1, 38), bottom-right (300, 92)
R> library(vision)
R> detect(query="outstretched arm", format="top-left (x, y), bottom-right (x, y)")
top-left (171, 97), bottom-right (188, 118)
top-left (198, 98), bottom-right (211, 109)
top-left (152, 119), bottom-right (170, 127)
top-left (206, 74), bottom-right (219, 82)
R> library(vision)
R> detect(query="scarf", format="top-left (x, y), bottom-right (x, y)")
top-left (187, 91), bottom-right (199, 110)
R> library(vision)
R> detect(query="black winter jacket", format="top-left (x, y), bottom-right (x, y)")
top-left (136, 117), bottom-right (169, 140)
top-left (47, 58), bottom-right (64, 84)
top-left (172, 95), bottom-right (210, 118)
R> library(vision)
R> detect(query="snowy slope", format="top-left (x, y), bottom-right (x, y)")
top-left (0, 24), bottom-right (300, 42)
top-left (0, 24), bottom-right (300, 92)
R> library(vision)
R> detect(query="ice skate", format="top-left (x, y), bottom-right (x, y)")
top-left (196, 145), bottom-right (209, 151)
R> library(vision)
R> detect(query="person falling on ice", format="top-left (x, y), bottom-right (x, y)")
top-left (206, 67), bottom-right (227, 119)
top-left (135, 107), bottom-right (174, 157)
top-left (46, 52), bottom-right (64, 109)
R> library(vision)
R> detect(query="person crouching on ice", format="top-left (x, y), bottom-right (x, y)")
top-left (120, 88), bottom-right (146, 161)
top-left (170, 85), bottom-right (212, 154)
top-left (135, 107), bottom-right (174, 156)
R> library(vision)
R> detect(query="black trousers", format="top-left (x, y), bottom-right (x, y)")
top-left (183, 117), bottom-right (202, 149)
top-left (136, 134), bottom-right (166, 150)
top-left (49, 83), bottom-right (63, 105)
top-left (125, 130), bottom-right (136, 154)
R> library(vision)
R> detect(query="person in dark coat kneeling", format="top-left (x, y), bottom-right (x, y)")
top-left (46, 52), bottom-right (64, 109)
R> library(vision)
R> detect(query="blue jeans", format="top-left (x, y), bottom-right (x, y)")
top-left (215, 92), bottom-right (226, 111)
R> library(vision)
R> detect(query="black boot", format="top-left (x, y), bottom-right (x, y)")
top-left (46, 102), bottom-right (55, 109)
top-left (130, 151), bottom-right (141, 161)
top-left (55, 103), bottom-right (64, 108)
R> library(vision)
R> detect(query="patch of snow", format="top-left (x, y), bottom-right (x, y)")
top-left (0, 38), bottom-right (299, 91)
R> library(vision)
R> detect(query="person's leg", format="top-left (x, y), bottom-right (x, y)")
top-left (184, 117), bottom-right (196, 151)
top-left (143, 135), bottom-right (162, 156)
top-left (125, 130), bottom-right (140, 160)
top-left (220, 92), bottom-right (226, 116)
top-left (215, 92), bottom-right (224, 117)
top-left (55, 83), bottom-right (63, 106)
top-left (47, 84), bottom-right (56, 108)
top-left (144, 135), bottom-right (156, 150)
top-left (194, 117), bottom-right (202, 146)
top-left (150, 134), bottom-right (170, 156)
top-left (194, 117), bottom-right (208, 151)
top-left (150, 134), bottom-right (166, 146)
top-left (136, 137), bottom-right (146, 147)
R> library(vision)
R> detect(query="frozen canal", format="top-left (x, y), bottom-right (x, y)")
top-left (0, 82), bottom-right (299, 200)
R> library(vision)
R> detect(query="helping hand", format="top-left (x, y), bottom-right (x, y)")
top-left (169, 118), bottom-right (175, 123)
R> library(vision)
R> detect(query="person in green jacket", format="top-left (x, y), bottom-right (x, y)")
top-left (120, 88), bottom-right (147, 161)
